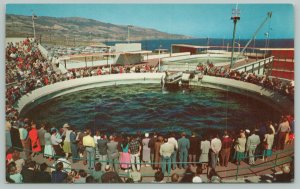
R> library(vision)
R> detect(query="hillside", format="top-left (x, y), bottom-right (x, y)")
top-left (6, 14), bottom-right (192, 44)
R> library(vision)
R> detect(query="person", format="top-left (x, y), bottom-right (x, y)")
top-left (129, 170), bottom-right (142, 183)
top-left (86, 175), bottom-right (96, 183)
top-left (38, 123), bottom-right (46, 153)
top-left (199, 135), bottom-right (210, 170)
top-left (180, 166), bottom-right (195, 183)
top-left (178, 132), bottom-right (190, 169)
top-left (44, 126), bottom-right (55, 160)
top-left (192, 166), bottom-right (203, 183)
top-left (168, 132), bottom-right (178, 170)
top-left (93, 130), bottom-right (101, 160)
top-left (142, 133), bottom-right (151, 166)
top-left (263, 128), bottom-right (275, 161)
top-left (276, 117), bottom-right (291, 150)
top-left (91, 162), bottom-right (104, 183)
top-left (74, 169), bottom-right (87, 183)
top-left (6, 121), bottom-right (12, 150)
top-left (82, 129), bottom-right (95, 170)
top-left (211, 133), bottom-right (222, 169)
top-left (153, 170), bottom-right (165, 183)
top-left (220, 131), bottom-right (233, 167)
top-left (34, 163), bottom-right (51, 183)
top-left (189, 132), bottom-right (199, 167)
top-left (274, 165), bottom-right (293, 182)
top-left (160, 138), bottom-right (174, 175)
top-left (51, 157), bottom-right (72, 174)
top-left (97, 134), bottom-right (108, 171)
top-left (51, 162), bottom-right (67, 183)
top-left (62, 123), bottom-right (72, 159)
top-left (154, 136), bottom-right (164, 170)
top-left (246, 129), bottom-right (261, 165)
top-left (69, 128), bottom-right (79, 163)
top-left (51, 129), bottom-right (65, 158)
top-left (101, 168), bottom-right (123, 183)
top-left (19, 124), bottom-right (30, 159)
top-left (129, 136), bottom-right (141, 172)
top-left (28, 121), bottom-right (42, 156)
top-left (21, 160), bottom-right (36, 183)
top-left (148, 132), bottom-right (157, 169)
top-left (171, 173), bottom-right (180, 183)
top-left (11, 149), bottom-right (25, 173)
top-left (234, 131), bottom-right (247, 165)
top-left (10, 122), bottom-right (23, 151)
top-left (107, 135), bottom-right (119, 172)
top-left (7, 162), bottom-right (23, 183)
top-left (119, 136), bottom-right (131, 171)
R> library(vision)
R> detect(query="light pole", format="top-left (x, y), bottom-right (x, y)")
top-left (158, 44), bottom-right (162, 72)
top-left (264, 32), bottom-right (269, 59)
top-left (127, 25), bottom-right (133, 43)
top-left (229, 6), bottom-right (240, 69)
top-left (234, 41), bottom-right (241, 53)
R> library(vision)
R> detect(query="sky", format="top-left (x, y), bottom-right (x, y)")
top-left (6, 4), bottom-right (294, 39)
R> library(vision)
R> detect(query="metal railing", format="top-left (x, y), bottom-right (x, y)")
top-left (6, 144), bottom-right (294, 182)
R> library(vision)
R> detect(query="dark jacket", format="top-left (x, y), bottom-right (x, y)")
top-left (97, 139), bottom-right (108, 155)
top-left (34, 171), bottom-right (51, 183)
top-left (21, 168), bottom-right (35, 183)
top-left (51, 171), bottom-right (67, 183)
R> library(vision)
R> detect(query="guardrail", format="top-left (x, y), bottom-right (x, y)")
top-left (233, 56), bottom-right (274, 75)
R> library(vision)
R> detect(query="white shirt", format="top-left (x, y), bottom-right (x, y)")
top-left (168, 137), bottom-right (178, 150)
top-left (211, 138), bottom-right (222, 153)
top-left (51, 134), bottom-right (62, 145)
top-left (94, 135), bottom-right (101, 144)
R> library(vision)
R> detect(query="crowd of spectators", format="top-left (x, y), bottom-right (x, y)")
top-left (196, 63), bottom-right (294, 101)
top-left (6, 113), bottom-right (294, 183)
top-left (5, 40), bottom-right (294, 183)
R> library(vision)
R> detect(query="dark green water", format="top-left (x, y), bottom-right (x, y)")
top-left (25, 84), bottom-right (281, 135)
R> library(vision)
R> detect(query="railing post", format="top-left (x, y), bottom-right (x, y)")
top-left (252, 64), bottom-right (254, 73)
top-left (258, 62), bottom-right (261, 74)
top-left (274, 153), bottom-right (279, 169)
top-left (235, 163), bottom-right (240, 180)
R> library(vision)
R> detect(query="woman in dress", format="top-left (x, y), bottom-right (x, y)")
top-left (62, 123), bottom-right (72, 159)
top-left (142, 133), bottom-right (151, 166)
top-left (119, 136), bottom-right (131, 172)
top-left (28, 121), bottom-right (41, 157)
top-left (263, 128), bottom-right (274, 161)
top-left (154, 136), bottom-right (164, 170)
top-left (234, 130), bottom-right (247, 165)
top-left (44, 126), bottom-right (55, 160)
top-left (199, 135), bottom-right (210, 170)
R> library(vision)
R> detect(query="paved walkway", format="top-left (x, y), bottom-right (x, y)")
top-left (30, 143), bottom-right (293, 183)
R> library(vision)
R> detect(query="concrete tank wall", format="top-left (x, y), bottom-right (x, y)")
top-left (15, 73), bottom-right (293, 116)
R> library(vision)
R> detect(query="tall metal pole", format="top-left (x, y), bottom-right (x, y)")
top-left (230, 19), bottom-right (238, 69)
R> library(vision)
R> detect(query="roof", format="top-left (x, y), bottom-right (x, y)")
top-left (89, 44), bottom-right (110, 48)
top-left (123, 50), bottom-right (152, 55)
top-left (172, 44), bottom-right (210, 49)
top-left (258, 48), bottom-right (294, 51)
